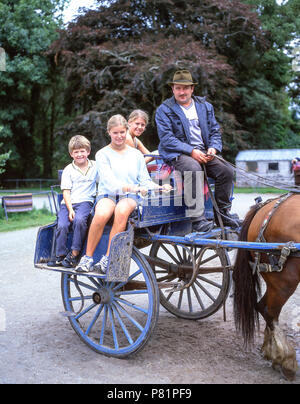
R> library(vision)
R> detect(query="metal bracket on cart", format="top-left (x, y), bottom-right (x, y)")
top-left (105, 222), bottom-right (134, 282)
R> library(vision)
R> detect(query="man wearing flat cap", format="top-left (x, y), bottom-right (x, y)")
top-left (155, 69), bottom-right (241, 231)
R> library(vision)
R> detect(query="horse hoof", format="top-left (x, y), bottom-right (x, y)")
top-left (280, 366), bottom-right (296, 381)
top-left (272, 363), bottom-right (296, 381)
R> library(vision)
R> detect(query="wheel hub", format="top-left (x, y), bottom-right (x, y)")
top-left (92, 288), bottom-right (111, 304)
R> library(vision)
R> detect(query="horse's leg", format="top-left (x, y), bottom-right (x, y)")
top-left (256, 294), bottom-right (281, 368)
top-left (256, 294), bottom-right (273, 361)
top-left (258, 270), bottom-right (299, 380)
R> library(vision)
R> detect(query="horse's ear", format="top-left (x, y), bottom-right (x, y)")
top-left (255, 196), bottom-right (262, 205)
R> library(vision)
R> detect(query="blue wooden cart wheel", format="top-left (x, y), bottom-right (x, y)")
top-left (149, 242), bottom-right (231, 320)
top-left (61, 247), bottom-right (159, 357)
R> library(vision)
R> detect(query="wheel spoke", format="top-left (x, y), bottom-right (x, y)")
top-left (191, 284), bottom-right (205, 310)
top-left (99, 305), bottom-right (108, 345)
top-left (187, 287), bottom-right (193, 312)
top-left (150, 242), bottom-right (231, 320)
top-left (198, 253), bottom-right (219, 266)
top-left (85, 304), bottom-right (104, 335)
top-left (173, 244), bottom-right (184, 263)
top-left (108, 305), bottom-right (119, 350)
top-left (160, 243), bottom-right (181, 264)
top-left (113, 300), bottom-right (144, 332)
top-left (89, 277), bottom-right (103, 288)
top-left (115, 290), bottom-right (149, 297)
top-left (197, 274), bottom-right (222, 289)
top-left (156, 273), bottom-right (176, 283)
top-left (115, 296), bottom-right (149, 314)
top-left (74, 302), bottom-right (97, 320)
top-left (177, 290), bottom-right (183, 309)
top-left (111, 303), bottom-right (134, 345)
top-left (69, 277), bottom-right (98, 292)
top-left (194, 247), bottom-right (202, 261)
top-left (69, 295), bottom-right (93, 302)
top-left (194, 279), bottom-right (216, 302)
top-left (112, 268), bottom-right (142, 292)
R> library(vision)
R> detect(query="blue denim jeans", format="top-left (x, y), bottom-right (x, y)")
top-left (55, 201), bottom-right (93, 256)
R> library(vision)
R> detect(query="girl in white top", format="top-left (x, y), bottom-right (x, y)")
top-left (76, 114), bottom-right (172, 273)
top-left (125, 109), bottom-right (154, 164)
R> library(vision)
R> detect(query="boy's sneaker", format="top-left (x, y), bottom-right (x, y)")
top-left (93, 255), bottom-right (109, 274)
top-left (62, 251), bottom-right (79, 268)
top-left (75, 255), bottom-right (94, 273)
top-left (48, 255), bottom-right (65, 267)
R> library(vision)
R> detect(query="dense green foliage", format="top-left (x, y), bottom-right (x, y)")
top-left (236, 0), bottom-right (300, 150)
top-left (0, 0), bottom-right (299, 180)
top-left (0, 0), bottom-right (68, 179)
top-left (48, 0), bottom-right (299, 164)
top-left (0, 129), bottom-right (11, 175)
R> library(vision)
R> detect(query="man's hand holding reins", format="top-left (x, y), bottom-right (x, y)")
top-left (206, 148), bottom-right (217, 161)
top-left (191, 148), bottom-right (216, 164)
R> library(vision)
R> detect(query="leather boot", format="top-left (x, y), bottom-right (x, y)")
top-left (215, 209), bottom-right (243, 229)
top-left (192, 216), bottom-right (214, 233)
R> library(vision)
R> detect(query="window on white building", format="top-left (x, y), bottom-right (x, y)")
top-left (268, 162), bottom-right (279, 171)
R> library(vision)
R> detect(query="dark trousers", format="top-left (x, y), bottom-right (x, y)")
top-left (172, 154), bottom-right (234, 216)
top-left (294, 173), bottom-right (300, 186)
top-left (55, 201), bottom-right (93, 256)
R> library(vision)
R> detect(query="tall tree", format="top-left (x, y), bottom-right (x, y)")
top-left (234, 0), bottom-right (300, 149)
top-left (0, 0), bottom-right (68, 179)
top-left (50, 0), bottom-right (299, 163)
top-left (49, 0), bottom-right (267, 160)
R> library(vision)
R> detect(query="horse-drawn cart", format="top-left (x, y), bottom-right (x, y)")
top-left (34, 161), bottom-right (300, 380)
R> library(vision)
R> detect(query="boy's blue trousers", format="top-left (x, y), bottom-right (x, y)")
top-left (55, 201), bottom-right (93, 256)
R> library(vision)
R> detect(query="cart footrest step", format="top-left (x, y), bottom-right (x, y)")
top-left (35, 263), bottom-right (106, 279)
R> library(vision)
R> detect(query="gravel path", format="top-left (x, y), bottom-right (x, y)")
top-left (0, 194), bottom-right (299, 384)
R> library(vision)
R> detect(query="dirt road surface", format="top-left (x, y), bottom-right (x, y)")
top-left (0, 193), bottom-right (299, 384)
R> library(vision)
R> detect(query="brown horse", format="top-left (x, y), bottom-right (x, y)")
top-left (233, 193), bottom-right (300, 380)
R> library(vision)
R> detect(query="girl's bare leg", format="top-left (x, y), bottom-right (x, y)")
top-left (105, 197), bottom-right (137, 255)
top-left (85, 198), bottom-right (116, 257)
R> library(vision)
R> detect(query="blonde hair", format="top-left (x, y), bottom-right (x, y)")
top-left (128, 109), bottom-right (149, 126)
top-left (68, 135), bottom-right (91, 153)
top-left (107, 114), bottom-right (128, 132)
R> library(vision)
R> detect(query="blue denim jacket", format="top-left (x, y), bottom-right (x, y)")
top-left (155, 95), bottom-right (222, 163)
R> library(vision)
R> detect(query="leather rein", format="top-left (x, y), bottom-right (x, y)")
top-left (214, 155), bottom-right (300, 194)
top-left (213, 155), bottom-right (300, 272)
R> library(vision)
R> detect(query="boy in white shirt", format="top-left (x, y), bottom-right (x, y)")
top-left (48, 135), bottom-right (98, 268)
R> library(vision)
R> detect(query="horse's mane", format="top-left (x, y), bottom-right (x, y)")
top-left (239, 202), bottom-right (262, 242)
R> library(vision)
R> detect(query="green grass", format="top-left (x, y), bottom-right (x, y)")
top-left (234, 187), bottom-right (286, 194)
top-left (0, 207), bottom-right (56, 232)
